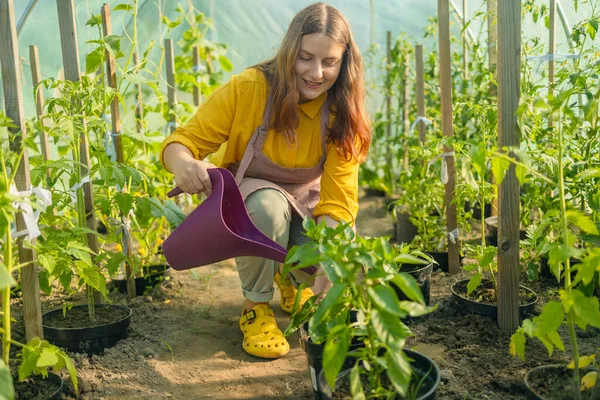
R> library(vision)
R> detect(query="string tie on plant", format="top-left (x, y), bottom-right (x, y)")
top-left (427, 152), bottom-right (455, 184)
top-left (9, 184), bottom-right (52, 240)
top-left (409, 116), bottom-right (432, 135)
top-left (446, 228), bottom-right (459, 245)
top-left (68, 175), bottom-right (91, 203)
top-left (526, 53), bottom-right (581, 71)
top-left (165, 121), bottom-right (178, 136)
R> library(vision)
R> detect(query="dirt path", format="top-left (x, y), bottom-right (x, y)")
top-left (18, 195), bottom-right (599, 399)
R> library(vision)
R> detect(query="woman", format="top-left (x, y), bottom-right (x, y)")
top-left (161, 2), bottom-right (370, 359)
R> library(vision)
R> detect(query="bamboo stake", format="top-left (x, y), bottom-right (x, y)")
top-left (165, 38), bottom-right (177, 134)
top-left (56, 0), bottom-right (102, 305)
top-left (192, 45), bottom-right (201, 107)
top-left (415, 45), bottom-right (426, 145)
top-left (463, 0), bottom-right (469, 79)
top-left (548, 0), bottom-right (556, 127)
top-left (497, 0), bottom-right (521, 332)
top-left (0, 0), bottom-right (43, 341)
top-left (437, 0), bottom-right (460, 275)
top-left (101, 4), bottom-right (136, 299)
top-left (386, 31), bottom-right (392, 143)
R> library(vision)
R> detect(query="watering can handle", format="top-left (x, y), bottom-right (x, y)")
top-left (167, 187), bottom-right (183, 198)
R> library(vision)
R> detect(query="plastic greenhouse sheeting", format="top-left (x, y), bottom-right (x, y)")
top-left (1, 0), bottom-right (595, 117)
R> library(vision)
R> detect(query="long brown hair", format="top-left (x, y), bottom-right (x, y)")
top-left (252, 3), bottom-right (370, 161)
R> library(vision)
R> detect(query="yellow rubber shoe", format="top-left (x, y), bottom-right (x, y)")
top-left (239, 304), bottom-right (290, 359)
top-left (274, 271), bottom-right (314, 314)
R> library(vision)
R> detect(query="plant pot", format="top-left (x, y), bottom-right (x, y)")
top-left (298, 313), bottom-right (363, 400)
top-left (394, 209), bottom-right (418, 245)
top-left (423, 251), bottom-right (463, 273)
top-left (524, 364), bottom-right (597, 400)
top-left (42, 304), bottom-right (132, 354)
top-left (317, 349), bottom-right (441, 400)
top-left (393, 263), bottom-right (434, 306)
top-left (451, 279), bottom-right (537, 319)
top-left (110, 264), bottom-right (171, 296)
top-left (484, 216), bottom-right (526, 246)
top-left (464, 201), bottom-right (492, 220)
top-left (13, 371), bottom-right (63, 400)
top-left (365, 187), bottom-right (386, 197)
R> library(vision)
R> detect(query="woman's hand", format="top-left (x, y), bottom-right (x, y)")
top-left (173, 158), bottom-right (217, 195)
top-left (163, 143), bottom-right (216, 195)
top-left (312, 266), bottom-right (332, 295)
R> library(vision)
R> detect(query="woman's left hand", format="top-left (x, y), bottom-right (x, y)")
top-left (312, 265), bottom-right (332, 295)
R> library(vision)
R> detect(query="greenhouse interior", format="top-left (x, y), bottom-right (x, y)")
top-left (1, 0), bottom-right (599, 399)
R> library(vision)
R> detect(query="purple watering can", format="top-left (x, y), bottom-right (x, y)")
top-left (163, 168), bottom-right (290, 271)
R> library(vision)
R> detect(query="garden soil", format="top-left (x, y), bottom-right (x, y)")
top-left (11, 194), bottom-right (600, 399)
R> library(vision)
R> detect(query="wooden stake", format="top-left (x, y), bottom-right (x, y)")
top-left (437, 0), bottom-right (460, 275)
top-left (488, 0), bottom-right (499, 217)
top-left (415, 45), bottom-right (426, 145)
top-left (497, 0), bottom-right (521, 332)
top-left (29, 45), bottom-right (50, 166)
top-left (402, 54), bottom-right (410, 171)
top-left (462, 0), bottom-right (469, 79)
top-left (165, 38), bottom-right (177, 134)
top-left (386, 31), bottom-right (392, 143)
top-left (0, 0), bottom-right (43, 341)
top-left (192, 45), bottom-right (201, 107)
top-left (101, 4), bottom-right (136, 299)
top-left (56, 0), bottom-right (102, 304)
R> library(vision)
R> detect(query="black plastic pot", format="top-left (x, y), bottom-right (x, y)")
top-left (451, 279), bottom-right (537, 319)
top-left (317, 349), bottom-right (441, 400)
top-left (14, 371), bottom-right (63, 400)
top-left (110, 264), bottom-right (171, 296)
top-left (365, 187), bottom-right (387, 197)
top-left (485, 216), bottom-right (527, 247)
top-left (464, 201), bottom-right (492, 220)
top-left (423, 251), bottom-right (463, 273)
top-left (394, 210), bottom-right (418, 245)
top-left (394, 263), bottom-right (434, 306)
top-left (524, 364), bottom-right (597, 400)
top-left (298, 313), bottom-right (363, 400)
top-left (42, 304), bottom-right (132, 354)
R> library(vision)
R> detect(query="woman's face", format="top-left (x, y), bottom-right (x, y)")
top-left (294, 33), bottom-right (345, 103)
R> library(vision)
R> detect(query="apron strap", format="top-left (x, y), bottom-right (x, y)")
top-left (319, 100), bottom-right (330, 162)
top-left (234, 89), bottom-right (273, 185)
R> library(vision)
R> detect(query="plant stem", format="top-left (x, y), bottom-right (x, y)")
top-left (557, 111), bottom-right (581, 400)
top-left (2, 212), bottom-right (12, 365)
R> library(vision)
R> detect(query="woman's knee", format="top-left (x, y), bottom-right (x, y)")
top-left (245, 189), bottom-right (291, 237)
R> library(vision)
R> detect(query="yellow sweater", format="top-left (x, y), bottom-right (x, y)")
top-left (160, 68), bottom-right (359, 223)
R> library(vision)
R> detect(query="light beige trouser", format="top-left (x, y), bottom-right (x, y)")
top-left (235, 188), bottom-right (313, 303)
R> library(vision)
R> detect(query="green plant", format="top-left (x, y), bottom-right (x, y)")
top-left (0, 112), bottom-right (77, 399)
top-left (282, 219), bottom-right (435, 397)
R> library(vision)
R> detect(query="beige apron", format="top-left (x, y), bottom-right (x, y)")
top-left (228, 90), bottom-right (329, 220)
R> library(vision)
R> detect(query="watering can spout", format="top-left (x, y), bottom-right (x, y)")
top-left (162, 168), bottom-right (289, 270)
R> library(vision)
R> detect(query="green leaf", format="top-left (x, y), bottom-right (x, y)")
top-left (576, 168), bottom-right (600, 180)
top-left (218, 55), bottom-right (233, 72)
top-left (36, 348), bottom-right (59, 368)
top-left (114, 192), bottom-right (134, 215)
top-left (367, 285), bottom-right (406, 317)
top-left (467, 273), bottom-right (482, 295)
top-left (393, 253), bottom-right (429, 265)
top-left (399, 301), bottom-right (437, 317)
top-left (85, 14), bottom-right (102, 27)
top-left (571, 291), bottom-right (600, 329)
top-left (390, 273), bottom-right (424, 305)
top-left (123, 72), bottom-right (149, 85)
top-left (370, 309), bottom-right (411, 351)
top-left (349, 363), bottom-right (366, 400)
top-left (76, 261), bottom-right (107, 295)
top-left (509, 328), bottom-right (526, 360)
top-left (113, 3), bottom-right (133, 11)
top-left (61, 353), bottom-right (78, 393)
top-left (386, 351), bottom-right (411, 397)
top-left (323, 325), bottom-right (350, 389)
top-left (85, 47), bottom-right (104, 74)
top-left (99, 164), bottom-right (112, 184)
top-left (309, 283), bottom-right (347, 330)
top-left (575, 249), bottom-right (600, 285)
top-left (104, 35), bottom-right (122, 54)
top-left (162, 200), bottom-right (187, 227)
top-left (0, 359), bottom-right (14, 400)
top-left (112, 165), bottom-right (126, 187)
top-left (0, 266), bottom-right (16, 290)
top-left (537, 301), bottom-right (565, 334)
top-left (479, 246), bottom-right (497, 267)
top-left (566, 210), bottom-right (598, 235)
top-left (491, 156), bottom-right (510, 186)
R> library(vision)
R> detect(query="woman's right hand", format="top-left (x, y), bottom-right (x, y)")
top-left (172, 158), bottom-right (217, 195)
